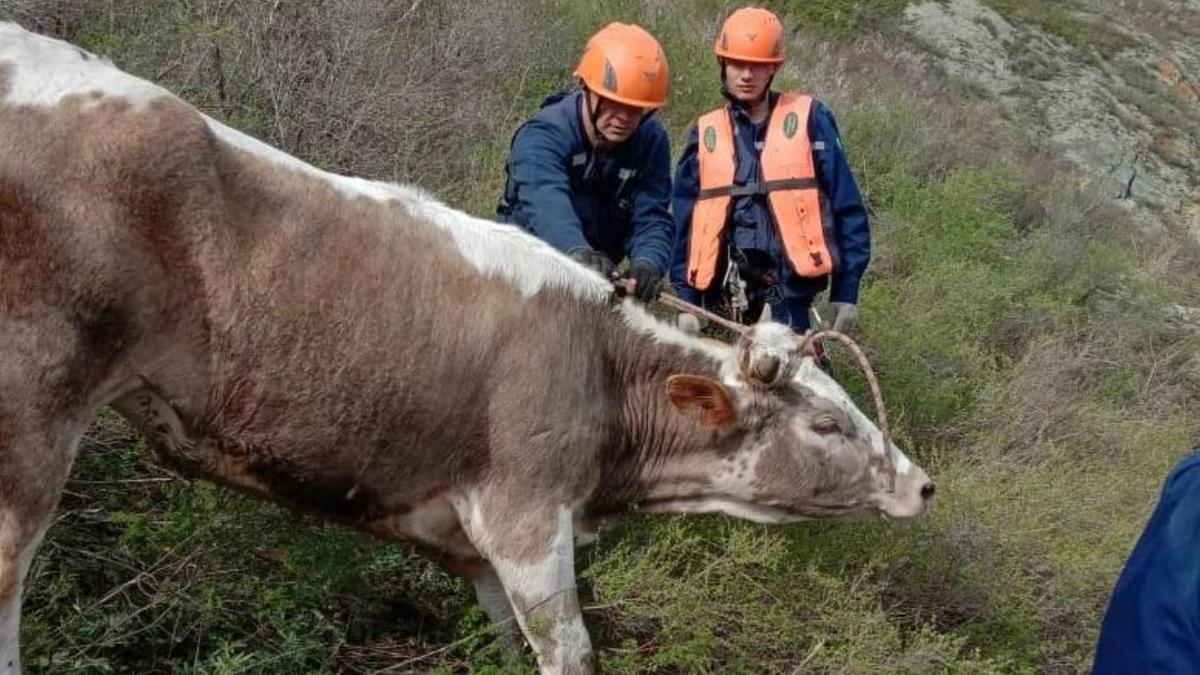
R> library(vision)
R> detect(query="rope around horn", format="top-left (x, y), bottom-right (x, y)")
top-left (635, 286), bottom-right (897, 491)
top-left (798, 330), bottom-right (896, 492)
top-left (655, 292), bottom-right (750, 335)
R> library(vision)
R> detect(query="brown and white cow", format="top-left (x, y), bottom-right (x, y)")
top-left (0, 22), bottom-right (933, 674)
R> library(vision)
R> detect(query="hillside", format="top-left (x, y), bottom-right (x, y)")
top-left (906, 0), bottom-right (1200, 241)
top-left (1, 1), bottom-right (1198, 673)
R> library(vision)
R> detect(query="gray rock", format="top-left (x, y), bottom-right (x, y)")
top-left (905, 0), bottom-right (1200, 239)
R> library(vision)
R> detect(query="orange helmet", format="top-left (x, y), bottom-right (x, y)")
top-left (574, 22), bottom-right (670, 108)
top-left (715, 7), bottom-right (786, 64)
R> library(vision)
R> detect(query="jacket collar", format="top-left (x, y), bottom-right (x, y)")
top-left (727, 90), bottom-right (780, 126)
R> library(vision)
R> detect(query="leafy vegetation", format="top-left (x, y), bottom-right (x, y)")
top-left (4, 0), bottom-right (1198, 673)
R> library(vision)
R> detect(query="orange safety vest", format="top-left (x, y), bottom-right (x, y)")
top-left (686, 93), bottom-right (834, 292)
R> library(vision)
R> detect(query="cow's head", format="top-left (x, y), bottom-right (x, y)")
top-left (663, 323), bottom-right (933, 522)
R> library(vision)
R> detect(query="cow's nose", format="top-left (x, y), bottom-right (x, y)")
top-left (920, 482), bottom-right (936, 501)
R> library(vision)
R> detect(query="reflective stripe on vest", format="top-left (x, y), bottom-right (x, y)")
top-left (687, 94), bottom-right (834, 292)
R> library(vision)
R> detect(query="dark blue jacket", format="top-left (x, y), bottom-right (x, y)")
top-left (497, 91), bottom-right (674, 275)
top-left (1093, 450), bottom-right (1200, 674)
top-left (669, 93), bottom-right (870, 323)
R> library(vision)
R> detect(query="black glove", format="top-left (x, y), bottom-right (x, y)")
top-left (569, 248), bottom-right (616, 278)
top-left (627, 259), bottom-right (663, 302)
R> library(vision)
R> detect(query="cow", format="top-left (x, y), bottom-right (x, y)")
top-left (0, 22), bottom-right (934, 675)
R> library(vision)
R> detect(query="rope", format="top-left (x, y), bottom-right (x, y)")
top-left (798, 330), bottom-right (896, 492)
top-left (655, 293), bottom-right (749, 335)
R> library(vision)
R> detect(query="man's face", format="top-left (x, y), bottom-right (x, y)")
top-left (592, 94), bottom-right (646, 143)
top-left (723, 59), bottom-right (778, 102)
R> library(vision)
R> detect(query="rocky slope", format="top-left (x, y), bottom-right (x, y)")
top-left (904, 0), bottom-right (1199, 241)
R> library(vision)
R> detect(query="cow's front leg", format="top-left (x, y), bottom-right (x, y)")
top-left (460, 501), bottom-right (593, 675)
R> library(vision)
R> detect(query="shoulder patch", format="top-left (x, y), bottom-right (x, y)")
top-left (703, 125), bottom-right (717, 152)
top-left (782, 111), bottom-right (799, 139)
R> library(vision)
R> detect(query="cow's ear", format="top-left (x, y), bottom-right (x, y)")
top-left (666, 375), bottom-right (737, 428)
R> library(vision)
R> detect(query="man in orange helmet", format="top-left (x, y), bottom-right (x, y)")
top-left (669, 7), bottom-right (870, 334)
top-left (497, 23), bottom-right (674, 302)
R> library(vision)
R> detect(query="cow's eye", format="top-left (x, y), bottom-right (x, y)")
top-left (812, 415), bottom-right (841, 435)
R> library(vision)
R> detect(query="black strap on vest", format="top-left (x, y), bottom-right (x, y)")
top-left (697, 177), bottom-right (819, 201)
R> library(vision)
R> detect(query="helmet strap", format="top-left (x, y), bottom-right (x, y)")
top-left (585, 88), bottom-right (652, 147)
top-left (585, 89), bottom-right (616, 146)
top-left (718, 58), bottom-right (772, 110)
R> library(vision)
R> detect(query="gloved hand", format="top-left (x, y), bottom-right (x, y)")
top-left (569, 248), bottom-right (616, 278)
top-left (626, 259), bottom-right (663, 302)
top-left (829, 302), bottom-right (858, 333)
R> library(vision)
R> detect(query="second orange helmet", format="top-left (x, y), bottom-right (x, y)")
top-left (715, 7), bottom-right (786, 64)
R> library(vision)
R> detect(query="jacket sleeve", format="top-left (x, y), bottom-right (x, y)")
top-left (508, 118), bottom-right (589, 255)
top-left (811, 101), bottom-right (870, 304)
top-left (669, 125), bottom-right (702, 304)
top-left (1093, 451), bottom-right (1200, 675)
top-left (627, 121), bottom-right (675, 275)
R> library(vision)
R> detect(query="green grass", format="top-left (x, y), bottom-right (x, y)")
top-left (13, 0), bottom-right (1200, 673)
top-left (979, 0), bottom-right (1135, 59)
top-left (772, 0), bottom-right (915, 35)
